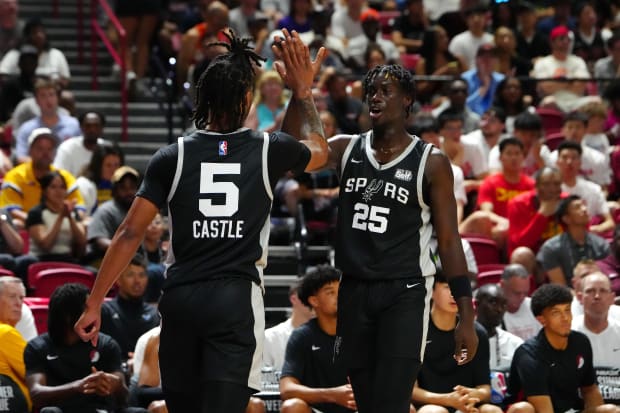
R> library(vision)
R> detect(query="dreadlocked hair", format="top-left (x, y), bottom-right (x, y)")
top-left (362, 64), bottom-right (416, 117)
top-left (192, 30), bottom-right (266, 131)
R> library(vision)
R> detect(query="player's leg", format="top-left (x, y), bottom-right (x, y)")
top-left (347, 366), bottom-right (374, 412)
top-left (202, 380), bottom-right (255, 413)
top-left (371, 356), bottom-right (421, 413)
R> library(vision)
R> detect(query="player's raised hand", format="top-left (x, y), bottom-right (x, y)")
top-left (272, 28), bottom-right (326, 97)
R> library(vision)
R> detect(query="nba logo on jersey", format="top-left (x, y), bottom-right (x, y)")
top-left (218, 140), bottom-right (228, 156)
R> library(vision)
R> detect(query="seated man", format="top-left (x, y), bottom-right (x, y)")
top-left (597, 224), bottom-right (620, 296)
top-left (412, 271), bottom-right (502, 413)
top-left (537, 195), bottom-right (610, 286)
top-left (100, 253), bottom-right (160, 362)
top-left (0, 276), bottom-right (31, 413)
top-left (500, 264), bottom-right (541, 341)
top-left (572, 272), bottom-right (620, 405)
top-left (279, 265), bottom-right (355, 413)
top-left (24, 283), bottom-right (145, 413)
top-left (505, 284), bottom-right (620, 413)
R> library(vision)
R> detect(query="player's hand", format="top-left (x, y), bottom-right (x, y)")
top-left (447, 389), bottom-right (479, 413)
top-left (453, 298), bottom-right (478, 365)
top-left (74, 302), bottom-right (102, 347)
top-left (330, 384), bottom-right (357, 410)
top-left (272, 28), bottom-right (327, 98)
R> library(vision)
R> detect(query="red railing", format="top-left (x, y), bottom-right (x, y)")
top-left (84, 0), bottom-right (128, 141)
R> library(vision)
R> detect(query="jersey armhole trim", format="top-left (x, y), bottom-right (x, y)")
top-left (417, 143), bottom-right (434, 210)
top-left (340, 134), bottom-right (362, 180)
top-left (262, 132), bottom-right (273, 200)
top-left (167, 137), bottom-right (184, 204)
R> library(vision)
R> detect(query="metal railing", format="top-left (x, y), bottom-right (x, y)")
top-left (87, 0), bottom-right (128, 141)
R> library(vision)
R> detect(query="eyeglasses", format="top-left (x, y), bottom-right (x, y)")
top-left (583, 288), bottom-right (612, 296)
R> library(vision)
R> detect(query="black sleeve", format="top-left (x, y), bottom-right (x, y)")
top-left (24, 338), bottom-right (47, 376)
top-left (96, 334), bottom-right (123, 374)
top-left (267, 132), bottom-right (311, 187)
top-left (25, 205), bottom-right (44, 228)
top-left (136, 144), bottom-right (179, 209)
top-left (472, 322), bottom-right (491, 387)
top-left (281, 327), bottom-right (307, 381)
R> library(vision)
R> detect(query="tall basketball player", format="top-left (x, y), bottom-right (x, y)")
top-left (74, 29), bottom-right (327, 413)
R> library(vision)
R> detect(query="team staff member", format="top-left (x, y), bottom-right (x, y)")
top-left (287, 63), bottom-right (479, 413)
top-left (74, 29), bottom-right (328, 413)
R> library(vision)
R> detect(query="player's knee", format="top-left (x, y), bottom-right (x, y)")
top-left (280, 398), bottom-right (312, 413)
top-left (595, 404), bottom-right (620, 413)
top-left (148, 400), bottom-right (168, 413)
top-left (246, 397), bottom-right (266, 413)
top-left (416, 404), bottom-right (450, 413)
top-left (506, 401), bottom-right (535, 413)
top-left (479, 403), bottom-right (503, 413)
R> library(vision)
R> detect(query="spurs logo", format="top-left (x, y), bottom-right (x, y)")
top-left (362, 179), bottom-right (384, 201)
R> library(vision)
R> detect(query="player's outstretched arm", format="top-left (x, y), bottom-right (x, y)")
top-left (74, 197), bottom-right (159, 346)
top-left (425, 150), bottom-right (478, 364)
top-left (272, 29), bottom-right (328, 172)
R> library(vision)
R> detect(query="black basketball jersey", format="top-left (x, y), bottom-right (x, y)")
top-left (137, 128), bottom-right (310, 290)
top-left (335, 132), bottom-right (436, 280)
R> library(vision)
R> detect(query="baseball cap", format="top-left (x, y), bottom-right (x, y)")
top-left (476, 43), bottom-right (497, 57)
top-left (550, 25), bottom-right (570, 40)
top-left (111, 165), bottom-right (139, 185)
top-left (27, 127), bottom-right (57, 148)
top-left (360, 8), bottom-right (380, 23)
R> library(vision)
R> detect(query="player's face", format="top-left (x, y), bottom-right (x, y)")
top-left (579, 274), bottom-right (615, 318)
top-left (365, 74), bottom-right (411, 127)
top-left (0, 282), bottom-right (24, 326)
top-left (537, 303), bottom-right (572, 338)
top-left (432, 282), bottom-right (458, 314)
top-left (117, 263), bottom-right (148, 300)
top-left (312, 281), bottom-right (339, 317)
top-left (476, 288), bottom-right (508, 329)
top-left (500, 277), bottom-right (530, 313)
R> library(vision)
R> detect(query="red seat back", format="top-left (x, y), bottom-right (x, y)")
top-left (477, 269), bottom-right (504, 287)
top-left (32, 268), bottom-right (95, 297)
top-left (27, 261), bottom-right (86, 292)
top-left (463, 236), bottom-right (502, 266)
top-left (545, 132), bottom-right (565, 151)
top-left (28, 303), bottom-right (49, 334)
top-left (536, 107), bottom-right (565, 136)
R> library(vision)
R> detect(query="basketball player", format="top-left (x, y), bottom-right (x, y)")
top-left (284, 63), bottom-right (479, 413)
top-left (74, 29), bottom-right (328, 413)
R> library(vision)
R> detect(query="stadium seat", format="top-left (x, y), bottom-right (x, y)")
top-left (545, 132), bottom-right (565, 151)
top-left (27, 261), bottom-right (86, 292)
top-left (536, 107), bottom-right (564, 136)
top-left (378, 11), bottom-right (400, 35)
top-left (463, 236), bottom-right (502, 266)
top-left (31, 267), bottom-right (95, 297)
top-left (0, 267), bottom-right (15, 277)
top-left (400, 53), bottom-right (420, 71)
top-left (476, 269), bottom-right (504, 287)
top-left (477, 263), bottom-right (506, 274)
top-left (28, 303), bottom-right (49, 334)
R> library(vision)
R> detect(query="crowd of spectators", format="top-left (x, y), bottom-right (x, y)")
top-left (2, 0), bottom-right (620, 412)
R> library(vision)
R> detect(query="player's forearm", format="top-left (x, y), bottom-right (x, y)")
top-left (29, 380), bottom-right (84, 407)
top-left (283, 94), bottom-right (328, 172)
top-left (412, 387), bottom-right (452, 407)
top-left (280, 382), bottom-right (338, 405)
top-left (472, 385), bottom-right (491, 403)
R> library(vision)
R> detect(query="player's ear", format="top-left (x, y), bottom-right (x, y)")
top-left (307, 295), bottom-right (319, 309)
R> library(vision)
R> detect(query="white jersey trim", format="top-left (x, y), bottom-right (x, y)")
top-left (340, 134), bottom-right (362, 180)
top-left (248, 282), bottom-right (265, 391)
top-left (167, 136), bottom-right (184, 204)
top-left (419, 275), bottom-right (434, 361)
top-left (365, 131), bottom-right (418, 170)
top-left (262, 132), bottom-right (273, 200)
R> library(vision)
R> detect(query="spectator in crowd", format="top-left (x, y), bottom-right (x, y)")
top-left (507, 166), bottom-right (564, 258)
top-left (100, 253), bottom-right (160, 363)
top-left (76, 143), bottom-right (124, 216)
top-left (24, 283), bottom-right (142, 413)
top-left (263, 282), bottom-right (314, 373)
top-left (532, 25), bottom-right (594, 113)
top-left (14, 77), bottom-right (80, 164)
top-left (279, 265), bottom-right (355, 413)
top-left (474, 284), bottom-right (524, 372)
top-left (489, 111), bottom-right (551, 178)
top-left (54, 112), bottom-right (109, 177)
top-left (550, 111), bottom-right (611, 190)
top-left (581, 101), bottom-right (612, 160)
top-left (463, 107), bottom-right (506, 163)
top-left (114, 0), bottom-right (160, 99)
top-left (597, 225), bottom-right (620, 296)
top-left (0, 128), bottom-right (85, 229)
top-left (500, 264), bottom-right (541, 341)
top-left (276, 0), bottom-right (314, 34)
top-left (26, 171), bottom-right (88, 263)
top-left (324, 69), bottom-right (370, 135)
top-left (412, 271), bottom-right (501, 413)
top-left (391, 0), bottom-right (427, 54)
top-left (0, 44), bottom-right (38, 125)
top-left (537, 195), bottom-right (610, 285)
top-left (346, 8), bottom-right (400, 72)
top-left (86, 166), bottom-right (139, 267)
top-left (9, 77), bottom-right (70, 133)
top-left (0, 205), bottom-right (36, 285)
top-left (504, 284), bottom-right (619, 413)
top-left (493, 26), bottom-right (532, 79)
top-left (0, 0), bottom-right (21, 59)
top-left (0, 17), bottom-right (70, 87)
top-left (329, 0), bottom-right (365, 50)
top-left (415, 25), bottom-right (465, 105)
top-left (492, 78), bottom-right (531, 135)
top-left (432, 78), bottom-right (480, 134)
top-left (536, 0), bottom-right (576, 37)
top-left (176, 1), bottom-right (229, 92)
top-left (572, 2), bottom-right (606, 73)
top-left (0, 276), bottom-right (31, 413)
top-left (228, 0), bottom-right (262, 41)
top-left (594, 33), bottom-right (620, 94)
top-left (448, 3), bottom-right (494, 70)
top-left (553, 141), bottom-right (614, 235)
top-left (515, 1), bottom-right (550, 63)
top-left (572, 272), bottom-right (620, 405)
top-left (244, 70), bottom-right (289, 133)
top-left (462, 44), bottom-right (505, 116)
top-left (141, 213), bottom-right (166, 304)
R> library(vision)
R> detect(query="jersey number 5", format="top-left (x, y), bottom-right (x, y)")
top-left (199, 163), bottom-right (240, 217)
top-left (351, 203), bottom-right (389, 233)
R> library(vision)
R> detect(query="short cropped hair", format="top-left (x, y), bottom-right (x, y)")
top-left (297, 265), bottom-right (341, 309)
top-left (530, 284), bottom-right (573, 316)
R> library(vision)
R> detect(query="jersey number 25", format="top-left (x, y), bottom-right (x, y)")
top-left (352, 203), bottom-right (389, 233)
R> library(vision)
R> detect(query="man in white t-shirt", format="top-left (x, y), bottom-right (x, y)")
top-left (53, 111), bottom-right (109, 177)
top-left (572, 272), bottom-right (620, 404)
top-left (448, 4), bottom-right (494, 69)
top-left (463, 107), bottom-right (507, 165)
top-left (500, 264), bottom-right (541, 340)
top-left (330, 0), bottom-right (364, 47)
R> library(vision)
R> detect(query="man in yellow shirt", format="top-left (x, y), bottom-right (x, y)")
top-left (0, 128), bottom-right (84, 228)
top-left (0, 276), bottom-right (31, 412)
